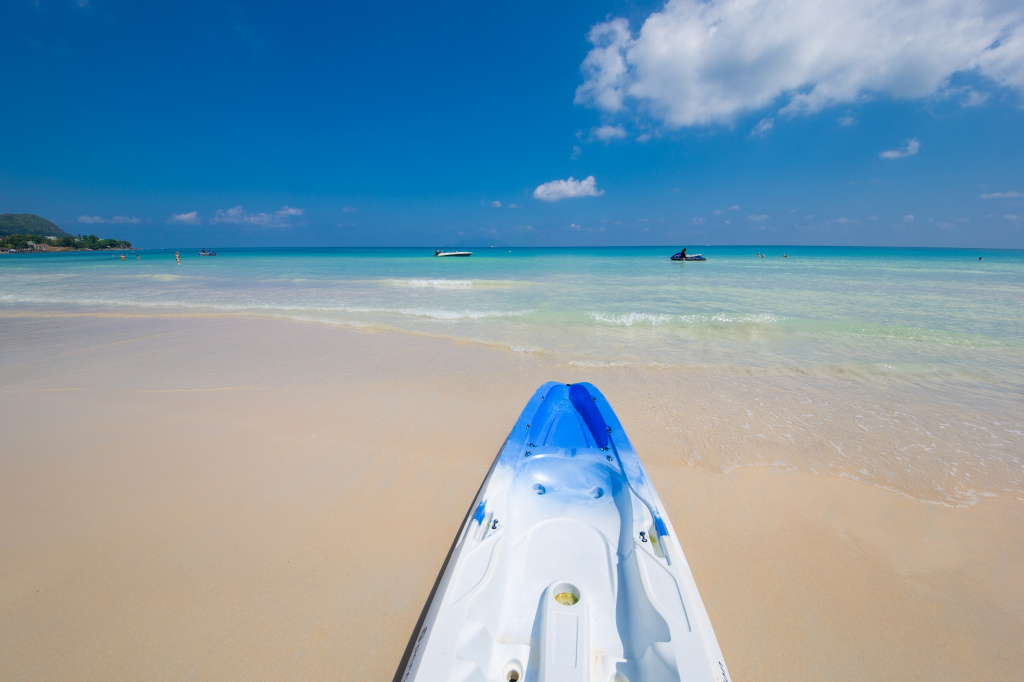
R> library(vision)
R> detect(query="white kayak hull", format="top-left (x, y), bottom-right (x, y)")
top-left (398, 382), bottom-right (731, 682)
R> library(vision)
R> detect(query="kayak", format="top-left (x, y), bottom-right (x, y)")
top-left (671, 252), bottom-right (706, 261)
top-left (398, 382), bottom-right (730, 682)
top-left (436, 250), bottom-right (473, 257)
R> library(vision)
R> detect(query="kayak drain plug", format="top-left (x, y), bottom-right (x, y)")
top-left (640, 531), bottom-right (648, 543)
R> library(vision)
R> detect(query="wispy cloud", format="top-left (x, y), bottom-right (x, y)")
top-left (490, 200), bottom-right (502, 208)
top-left (747, 214), bottom-right (769, 222)
top-left (342, 206), bottom-right (358, 213)
top-left (838, 114), bottom-right (856, 126)
top-left (533, 175), bottom-right (604, 202)
top-left (568, 223), bottom-right (582, 230)
top-left (880, 138), bottom-right (920, 159)
top-left (168, 211), bottom-right (201, 225)
top-left (1005, 214), bottom-right (1023, 222)
top-left (981, 191), bottom-right (1022, 199)
top-left (575, 0), bottom-right (1024, 128)
top-left (750, 117), bottom-right (774, 138)
top-left (212, 205), bottom-right (304, 227)
top-left (78, 215), bottom-right (140, 224)
top-left (903, 214), bottom-right (915, 223)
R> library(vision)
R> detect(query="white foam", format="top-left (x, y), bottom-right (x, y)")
top-left (589, 312), bottom-right (672, 326)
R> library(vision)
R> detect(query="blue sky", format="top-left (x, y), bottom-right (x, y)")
top-left (2, 0), bottom-right (1023, 248)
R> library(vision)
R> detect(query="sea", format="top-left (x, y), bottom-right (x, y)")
top-left (3, 245), bottom-right (1022, 505)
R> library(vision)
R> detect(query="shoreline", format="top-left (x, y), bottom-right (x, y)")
top-left (3, 305), bottom-right (1022, 508)
top-left (2, 311), bottom-right (1022, 680)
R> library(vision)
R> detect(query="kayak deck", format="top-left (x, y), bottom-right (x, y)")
top-left (401, 382), bottom-right (729, 682)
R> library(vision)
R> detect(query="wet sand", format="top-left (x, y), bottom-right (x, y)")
top-left (1, 312), bottom-right (1022, 680)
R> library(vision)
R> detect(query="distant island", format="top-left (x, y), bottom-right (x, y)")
top-left (0, 214), bottom-right (132, 252)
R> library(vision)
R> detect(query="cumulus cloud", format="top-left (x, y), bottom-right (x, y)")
top-left (981, 191), bottom-right (1022, 198)
top-left (592, 124), bottom-right (628, 141)
top-left (168, 211), bottom-right (201, 225)
top-left (213, 205), bottom-right (304, 227)
top-left (533, 175), bottom-right (605, 201)
top-left (880, 138), bottom-right (920, 159)
top-left (78, 215), bottom-right (140, 224)
top-left (568, 222), bottom-right (582, 230)
top-left (575, 0), bottom-right (1024, 128)
top-left (490, 200), bottom-right (502, 208)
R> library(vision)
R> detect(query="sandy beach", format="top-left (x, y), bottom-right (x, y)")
top-left (2, 312), bottom-right (1022, 680)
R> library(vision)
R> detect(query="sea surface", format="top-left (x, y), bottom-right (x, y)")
top-left (3, 245), bottom-right (1023, 504)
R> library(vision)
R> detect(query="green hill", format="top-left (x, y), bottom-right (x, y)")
top-left (0, 214), bottom-right (71, 238)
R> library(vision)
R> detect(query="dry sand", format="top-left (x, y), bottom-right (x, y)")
top-left (1, 312), bottom-right (1022, 680)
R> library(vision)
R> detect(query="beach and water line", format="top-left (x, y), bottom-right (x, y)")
top-left (1, 246), bottom-right (1022, 679)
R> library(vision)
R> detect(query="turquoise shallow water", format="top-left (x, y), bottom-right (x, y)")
top-left (2, 245), bottom-right (1022, 379)
top-left (2, 245), bottom-right (1023, 506)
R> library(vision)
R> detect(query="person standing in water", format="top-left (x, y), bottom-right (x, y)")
top-left (175, 251), bottom-right (180, 265)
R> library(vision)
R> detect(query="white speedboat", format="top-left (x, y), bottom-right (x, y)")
top-left (435, 250), bottom-right (473, 257)
top-left (399, 382), bottom-right (730, 682)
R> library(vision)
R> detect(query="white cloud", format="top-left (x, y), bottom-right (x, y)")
top-left (750, 117), bottom-right (774, 138)
top-left (508, 203), bottom-right (519, 209)
top-left (571, 145), bottom-right (582, 160)
top-left (78, 215), bottom-right (140, 224)
top-left (690, 217), bottom-right (705, 225)
top-left (981, 191), bottom-right (1022, 198)
top-left (168, 211), bottom-right (201, 225)
top-left (748, 214), bottom-right (769, 222)
top-left (1005, 214), bottom-right (1023, 221)
top-left (568, 222), bottom-right (582, 230)
top-left (592, 124), bottom-right (628, 141)
top-left (213, 205), bottom-right (304, 227)
top-left (342, 206), bottom-right (359, 212)
top-left (963, 90), bottom-right (991, 107)
top-left (838, 114), bottom-right (856, 126)
top-left (575, 0), bottom-right (1024, 128)
top-left (533, 175), bottom-right (605, 202)
top-left (880, 138), bottom-right (920, 159)
top-left (903, 214), bottom-right (915, 222)
top-left (490, 200), bottom-right (502, 208)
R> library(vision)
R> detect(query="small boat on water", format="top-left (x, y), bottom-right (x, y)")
top-left (399, 382), bottom-right (730, 682)
top-left (435, 249), bottom-right (472, 257)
